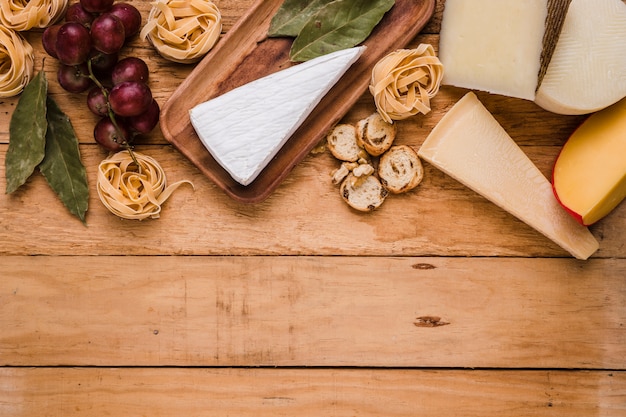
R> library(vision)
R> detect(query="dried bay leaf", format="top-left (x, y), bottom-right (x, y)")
top-left (290, 0), bottom-right (395, 62)
top-left (5, 69), bottom-right (48, 194)
top-left (268, 0), bottom-right (333, 37)
top-left (39, 97), bottom-right (89, 224)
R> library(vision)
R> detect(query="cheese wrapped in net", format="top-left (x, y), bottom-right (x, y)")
top-left (140, 0), bottom-right (222, 64)
top-left (370, 44), bottom-right (444, 123)
top-left (0, 0), bottom-right (68, 31)
top-left (0, 25), bottom-right (34, 98)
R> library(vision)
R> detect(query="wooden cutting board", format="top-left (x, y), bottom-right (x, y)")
top-left (160, 0), bottom-right (436, 203)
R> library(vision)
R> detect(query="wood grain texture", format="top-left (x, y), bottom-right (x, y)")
top-left (1, 144), bottom-right (624, 257)
top-left (1, 368), bottom-right (624, 417)
top-left (1, 1), bottom-right (625, 415)
top-left (2, 256), bottom-right (625, 368)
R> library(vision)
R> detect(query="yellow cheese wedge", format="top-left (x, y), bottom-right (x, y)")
top-left (552, 97), bottom-right (626, 225)
top-left (418, 92), bottom-right (599, 260)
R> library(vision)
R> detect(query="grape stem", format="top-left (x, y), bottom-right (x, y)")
top-left (86, 57), bottom-right (142, 174)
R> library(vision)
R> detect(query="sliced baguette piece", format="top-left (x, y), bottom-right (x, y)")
top-left (378, 145), bottom-right (424, 194)
top-left (356, 112), bottom-right (397, 156)
top-left (340, 173), bottom-right (388, 212)
top-left (326, 123), bottom-right (363, 162)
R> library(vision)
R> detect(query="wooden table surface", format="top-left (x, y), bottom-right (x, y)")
top-left (2, 0), bottom-right (625, 415)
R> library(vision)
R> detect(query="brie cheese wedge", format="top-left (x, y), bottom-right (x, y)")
top-left (189, 46), bottom-right (366, 186)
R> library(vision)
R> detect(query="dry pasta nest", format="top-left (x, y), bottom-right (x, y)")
top-left (140, 0), bottom-right (222, 64)
top-left (0, 25), bottom-right (34, 98)
top-left (0, 0), bottom-right (68, 31)
top-left (369, 44), bottom-right (444, 123)
top-left (97, 151), bottom-right (194, 220)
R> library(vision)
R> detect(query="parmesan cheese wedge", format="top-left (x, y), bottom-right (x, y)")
top-left (189, 46), bottom-right (365, 186)
top-left (418, 92), bottom-right (599, 260)
top-left (438, 0), bottom-right (550, 101)
top-left (535, 0), bottom-right (626, 115)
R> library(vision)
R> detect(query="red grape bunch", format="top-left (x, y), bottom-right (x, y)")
top-left (42, 0), bottom-right (160, 152)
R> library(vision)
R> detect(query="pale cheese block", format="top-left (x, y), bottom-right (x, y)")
top-left (439, 0), bottom-right (548, 101)
top-left (418, 92), bottom-right (599, 260)
top-left (189, 46), bottom-right (366, 186)
top-left (535, 0), bottom-right (626, 115)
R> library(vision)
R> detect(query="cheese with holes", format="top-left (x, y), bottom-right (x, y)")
top-left (189, 46), bottom-right (365, 186)
top-left (535, 0), bottom-right (626, 115)
top-left (418, 92), bottom-right (599, 260)
top-left (438, 0), bottom-right (549, 101)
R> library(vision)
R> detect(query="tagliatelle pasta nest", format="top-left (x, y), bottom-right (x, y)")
top-left (0, 25), bottom-right (34, 98)
top-left (369, 44), bottom-right (444, 123)
top-left (0, 0), bottom-right (68, 31)
top-left (140, 0), bottom-right (222, 64)
top-left (97, 151), bottom-right (194, 220)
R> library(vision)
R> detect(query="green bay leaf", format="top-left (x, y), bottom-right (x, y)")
top-left (5, 69), bottom-right (48, 194)
top-left (268, 0), bottom-right (334, 37)
top-left (39, 96), bottom-right (89, 224)
top-left (290, 0), bottom-right (395, 62)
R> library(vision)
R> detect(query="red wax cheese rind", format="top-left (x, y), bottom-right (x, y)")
top-left (552, 97), bottom-right (626, 225)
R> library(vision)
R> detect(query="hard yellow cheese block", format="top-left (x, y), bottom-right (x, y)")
top-left (418, 92), bottom-right (599, 260)
top-left (439, 0), bottom-right (548, 101)
top-left (553, 97), bottom-right (626, 225)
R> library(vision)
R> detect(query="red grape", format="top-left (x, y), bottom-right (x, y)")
top-left (42, 24), bottom-right (61, 58)
top-left (109, 81), bottom-right (152, 117)
top-left (94, 117), bottom-right (130, 151)
top-left (127, 99), bottom-right (160, 134)
top-left (89, 50), bottom-right (118, 74)
top-left (90, 13), bottom-right (125, 54)
top-left (87, 86), bottom-right (109, 117)
top-left (57, 63), bottom-right (93, 93)
top-left (48, 1), bottom-right (160, 153)
top-left (80, 0), bottom-right (114, 14)
top-left (111, 57), bottom-right (149, 85)
top-left (109, 3), bottom-right (142, 38)
top-left (56, 22), bottom-right (92, 65)
top-left (65, 3), bottom-right (95, 27)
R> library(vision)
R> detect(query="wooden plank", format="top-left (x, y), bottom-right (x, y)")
top-left (2, 256), bottom-right (625, 368)
top-left (0, 144), bottom-right (622, 257)
top-left (0, 52), bottom-right (587, 149)
top-left (1, 368), bottom-right (624, 417)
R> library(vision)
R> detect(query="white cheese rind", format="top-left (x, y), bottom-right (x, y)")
top-left (438, 0), bottom-right (548, 101)
top-left (418, 92), bottom-right (599, 260)
top-left (535, 0), bottom-right (626, 115)
top-left (189, 46), bottom-right (366, 186)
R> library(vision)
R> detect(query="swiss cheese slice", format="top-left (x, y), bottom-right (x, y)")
top-left (535, 0), bottom-right (626, 115)
top-left (438, 0), bottom-right (550, 101)
top-left (189, 46), bottom-right (365, 186)
top-left (418, 92), bottom-right (599, 260)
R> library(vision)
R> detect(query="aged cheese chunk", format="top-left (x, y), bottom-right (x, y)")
top-left (438, 0), bottom-right (549, 101)
top-left (552, 97), bottom-right (626, 225)
top-left (535, 0), bottom-right (626, 115)
top-left (189, 46), bottom-right (365, 186)
top-left (418, 92), bottom-right (599, 260)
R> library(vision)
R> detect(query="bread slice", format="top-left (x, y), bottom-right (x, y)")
top-left (326, 123), bottom-right (362, 162)
top-left (378, 145), bottom-right (424, 194)
top-left (340, 173), bottom-right (388, 212)
top-left (356, 112), bottom-right (397, 156)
